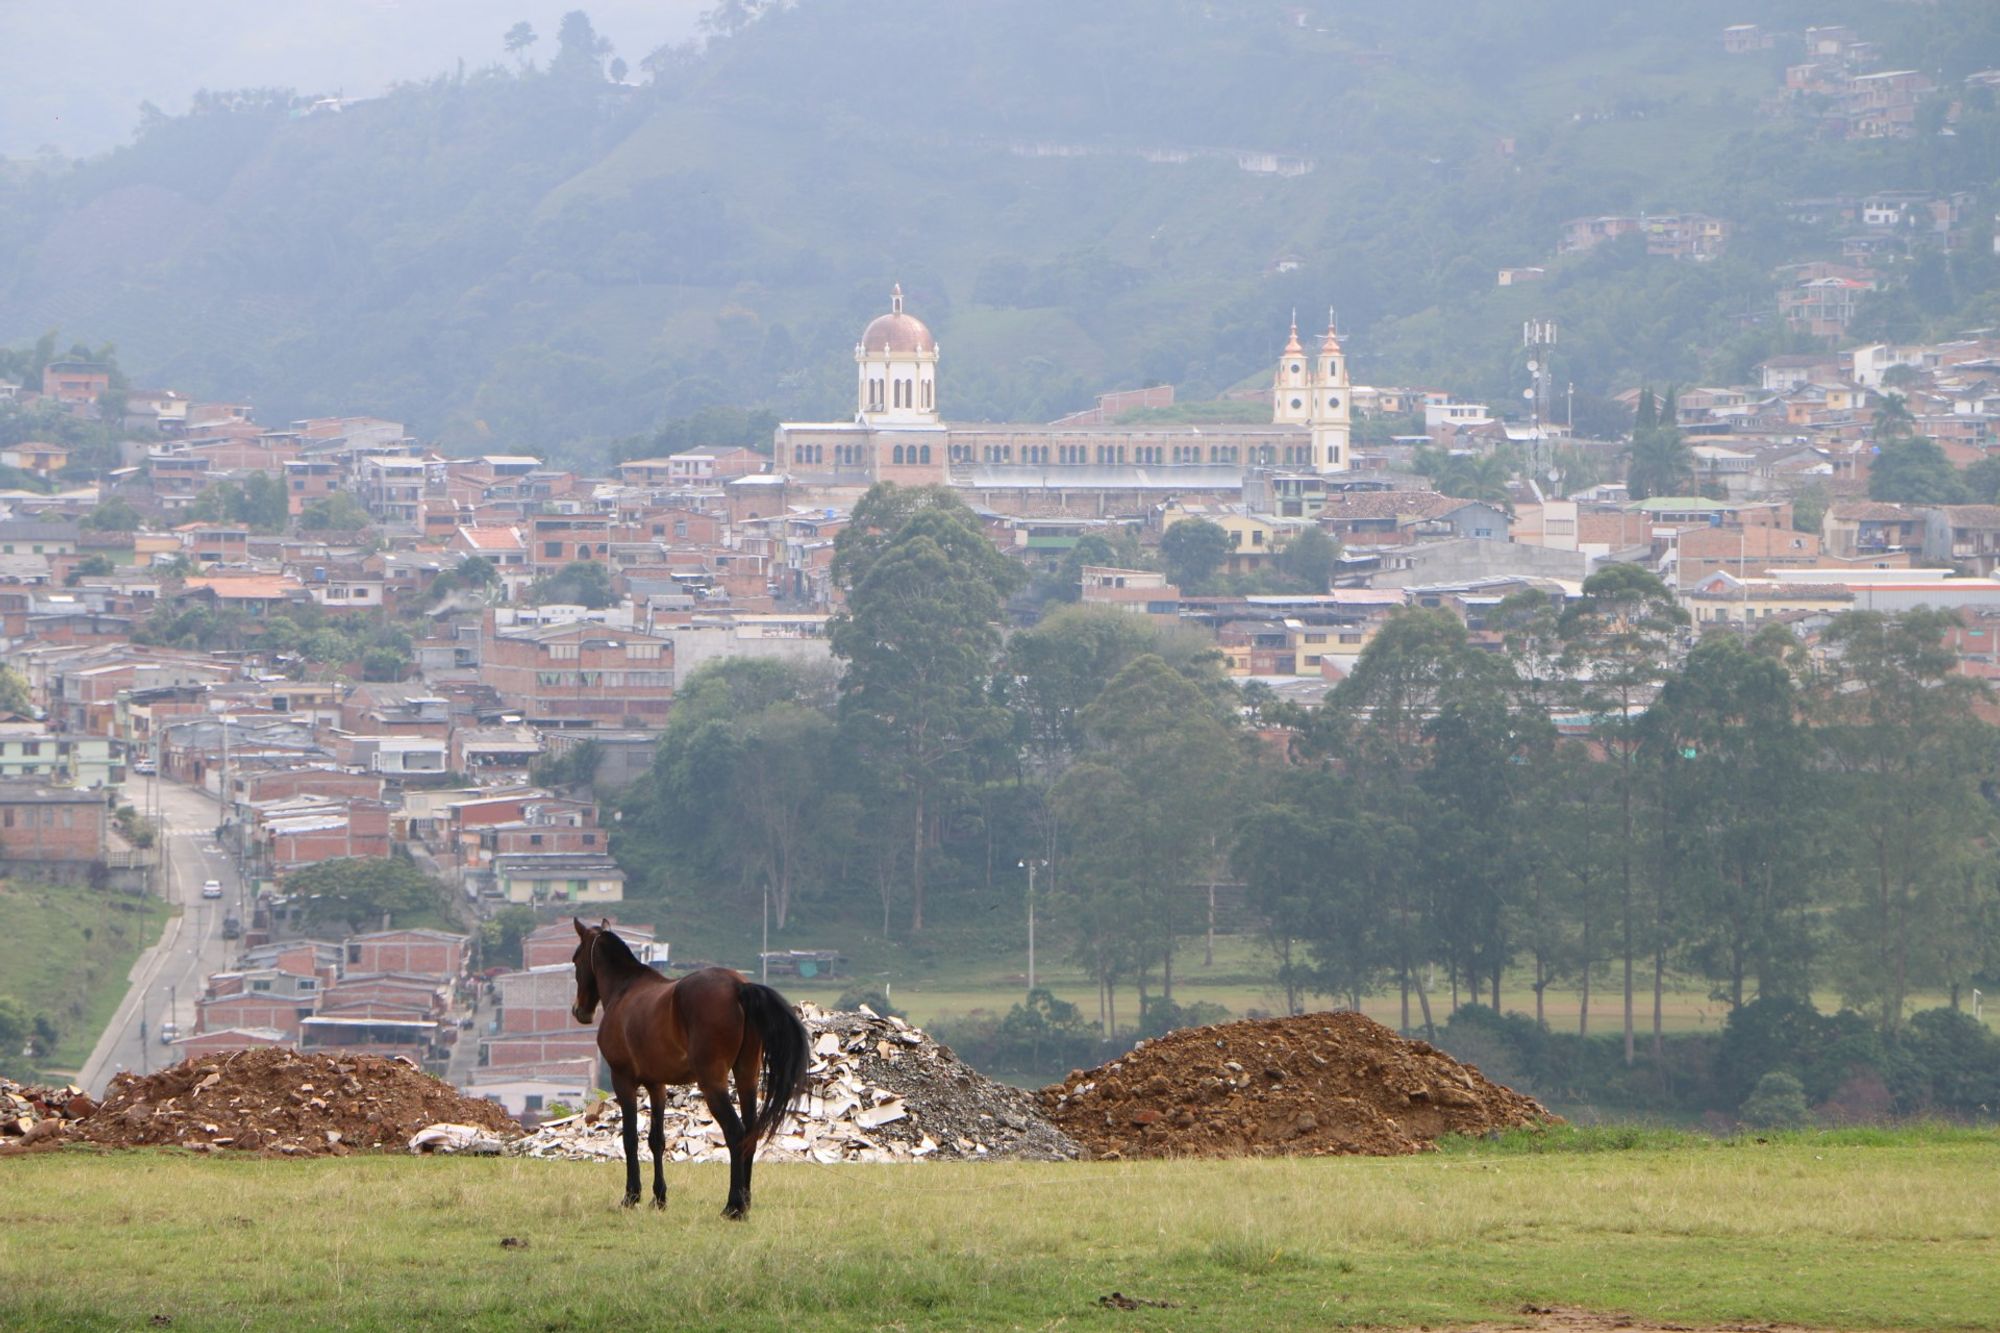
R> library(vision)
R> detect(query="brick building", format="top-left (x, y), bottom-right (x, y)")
top-left (0, 782), bottom-right (109, 862)
top-left (480, 621), bottom-right (675, 726)
top-left (342, 928), bottom-right (470, 982)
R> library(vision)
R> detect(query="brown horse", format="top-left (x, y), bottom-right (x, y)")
top-left (570, 918), bottom-right (810, 1219)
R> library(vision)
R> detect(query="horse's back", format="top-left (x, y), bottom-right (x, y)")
top-left (606, 967), bottom-right (748, 1084)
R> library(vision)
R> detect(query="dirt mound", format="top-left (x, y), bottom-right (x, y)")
top-left (512, 1003), bottom-right (1078, 1163)
top-left (1038, 1011), bottom-right (1553, 1159)
top-left (58, 1049), bottom-right (522, 1156)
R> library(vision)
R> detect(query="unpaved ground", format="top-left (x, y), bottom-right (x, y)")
top-left (1441, 1312), bottom-right (1861, 1332)
top-left (1042, 1011), bottom-right (1552, 1158)
top-left (37, 1049), bottom-right (519, 1155)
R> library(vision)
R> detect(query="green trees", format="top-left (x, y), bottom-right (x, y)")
top-left (297, 492), bottom-right (371, 531)
top-left (1624, 388), bottom-right (1693, 500)
top-left (1056, 654), bottom-right (1238, 1032)
top-left (287, 856), bottom-right (450, 931)
top-left (1814, 610), bottom-right (1997, 1034)
top-left (1273, 526), bottom-right (1340, 593)
top-left (527, 560), bottom-right (615, 608)
top-left (1869, 436), bottom-right (1967, 504)
top-left (1560, 564), bottom-right (1687, 1065)
top-left (831, 488), bottom-right (1022, 931)
top-left (1159, 518), bottom-right (1231, 593)
top-left (80, 499), bottom-right (139, 531)
top-left (187, 473), bottom-right (288, 532)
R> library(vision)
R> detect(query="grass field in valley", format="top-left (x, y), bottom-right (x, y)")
top-left (0, 878), bottom-right (172, 1070)
top-left (3, 1129), bottom-right (1996, 1331)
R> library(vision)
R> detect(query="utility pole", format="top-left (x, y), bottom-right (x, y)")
top-left (1018, 859), bottom-right (1046, 995)
top-left (1523, 318), bottom-right (1559, 481)
top-left (760, 881), bottom-right (769, 985)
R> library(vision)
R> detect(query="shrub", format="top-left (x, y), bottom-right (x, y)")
top-left (1740, 1071), bottom-right (1810, 1129)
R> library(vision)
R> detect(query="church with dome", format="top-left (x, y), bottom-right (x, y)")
top-left (774, 285), bottom-right (1352, 511)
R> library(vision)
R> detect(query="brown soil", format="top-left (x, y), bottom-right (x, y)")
top-left (1039, 1011), bottom-right (1553, 1159)
top-left (46, 1049), bottom-right (520, 1156)
top-left (1446, 1312), bottom-right (1832, 1332)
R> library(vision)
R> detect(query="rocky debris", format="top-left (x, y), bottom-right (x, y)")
top-left (48, 1049), bottom-right (521, 1156)
top-left (0, 1076), bottom-right (97, 1152)
top-left (509, 1003), bottom-right (1078, 1164)
top-left (1039, 1011), bottom-right (1554, 1159)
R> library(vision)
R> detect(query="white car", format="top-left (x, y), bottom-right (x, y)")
top-left (201, 879), bottom-right (223, 900)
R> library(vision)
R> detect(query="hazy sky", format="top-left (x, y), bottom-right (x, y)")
top-left (0, 0), bottom-right (709, 158)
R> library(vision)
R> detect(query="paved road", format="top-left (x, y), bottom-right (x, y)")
top-left (78, 776), bottom-right (251, 1096)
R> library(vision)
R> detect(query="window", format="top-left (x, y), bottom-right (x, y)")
top-left (544, 541), bottom-right (563, 557)
top-left (919, 445), bottom-right (931, 464)
top-left (21, 742), bottom-right (37, 756)
top-left (893, 445), bottom-right (906, 465)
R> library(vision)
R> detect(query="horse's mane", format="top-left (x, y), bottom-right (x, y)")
top-left (594, 927), bottom-right (649, 977)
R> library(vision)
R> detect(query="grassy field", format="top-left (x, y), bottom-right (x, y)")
top-left (0, 878), bottom-right (172, 1070)
top-left (3, 1129), bottom-right (1996, 1330)
top-left (684, 923), bottom-right (1996, 1045)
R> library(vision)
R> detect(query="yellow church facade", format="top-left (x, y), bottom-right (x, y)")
top-left (774, 288), bottom-right (1352, 508)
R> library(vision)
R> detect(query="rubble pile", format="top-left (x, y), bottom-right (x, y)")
top-left (509, 1004), bottom-right (1078, 1164)
top-left (0, 1076), bottom-right (97, 1152)
top-left (1040, 1011), bottom-right (1554, 1159)
top-left (59, 1049), bottom-right (521, 1156)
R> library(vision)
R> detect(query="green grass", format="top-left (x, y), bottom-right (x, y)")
top-left (0, 878), bottom-right (172, 1070)
top-left (4, 1133), bottom-right (1997, 1329)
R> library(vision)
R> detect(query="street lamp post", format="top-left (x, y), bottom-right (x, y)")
top-left (1018, 859), bottom-right (1046, 995)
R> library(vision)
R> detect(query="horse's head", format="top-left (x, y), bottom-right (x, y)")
top-left (570, 916), bottom-right (609, 1025)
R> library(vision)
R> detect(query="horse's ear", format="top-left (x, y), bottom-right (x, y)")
top-left (573, 917), bottom-right (589, 939)
top-left (598, 917), bottom-right (611, 932)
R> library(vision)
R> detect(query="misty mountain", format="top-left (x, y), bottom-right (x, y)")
top-left (1, 0), bottom-right (1996, 458)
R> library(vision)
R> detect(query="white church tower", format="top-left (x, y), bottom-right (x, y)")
top-left (1310, 315), bottom-right (1351, 474)
top-left (1272, 314), bottom-right (1311, 426)
top-left (856, 284), bottom-right (940, 426)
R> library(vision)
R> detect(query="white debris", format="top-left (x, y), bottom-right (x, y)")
top-left (504, 1003), bottom-right (1078, 1164)
top-left (409, 1123), bottom-right (509, 1155)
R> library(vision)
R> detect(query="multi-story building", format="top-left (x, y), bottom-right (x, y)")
top-left (480, 621), bottom-right (675, 726)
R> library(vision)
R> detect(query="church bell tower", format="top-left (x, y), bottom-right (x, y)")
top-left (1310, 314), bottom-right (1351, 474)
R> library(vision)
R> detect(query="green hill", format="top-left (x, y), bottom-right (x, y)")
top-left (2, 0), bottom-right (1998, 457)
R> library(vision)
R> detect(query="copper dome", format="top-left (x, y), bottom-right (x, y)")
top-left (859, 284), bottom-right (937, 355)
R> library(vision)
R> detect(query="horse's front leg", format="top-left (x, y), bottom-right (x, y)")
top-left (613, 1073), bottom-right (642, 1207)
top-left (645, 1082), bottom-right (669, 1210)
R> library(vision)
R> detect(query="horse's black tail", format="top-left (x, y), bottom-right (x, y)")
top-left (738, 981), bottom-right (811, 1144)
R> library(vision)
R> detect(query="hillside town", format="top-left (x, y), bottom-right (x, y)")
top-left (5, 279), bottom-right (2000, 1116)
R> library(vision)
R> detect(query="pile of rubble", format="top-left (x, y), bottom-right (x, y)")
top-left (1040, 1011), bottom-right (1554, 1159)
top-left (0, 1075), bottom-right (97, 1152)
top-left (52, 1049), bottom-right (521, 1156)
top-left (508, 1004), bottom-right (1078, 1164)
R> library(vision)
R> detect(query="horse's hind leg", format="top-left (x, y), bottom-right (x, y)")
top-left (612, 1069), bottom-right (643, 1207)
top-left (733, 1040), bottom-right (763, 1216)
top-left (698, 1078), bottom-right (751, 1220)
top-left (644, 1082), bottom-right (668, 1210)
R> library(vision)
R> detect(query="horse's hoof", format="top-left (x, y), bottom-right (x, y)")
top-left (722, 1203), bottom-right (749, 1221)
top-left (622, 1194), bottom-right (641, 1209)
top-left (651, 1196), bottom-right (667, 1211)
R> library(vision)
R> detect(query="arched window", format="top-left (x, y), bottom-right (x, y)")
top-left (893, 445), bottom-right (905, 465)
top-left (919, 445), bottom-right (931, 464)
